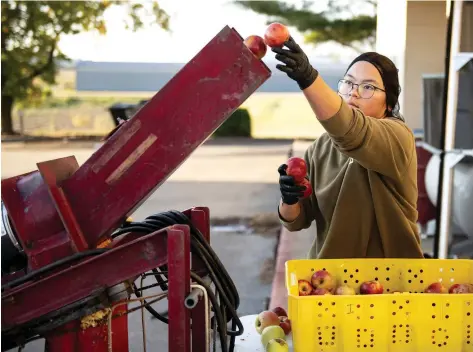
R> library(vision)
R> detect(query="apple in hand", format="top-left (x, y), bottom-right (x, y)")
top-left (311, 270), bottom-right (336, 292)
top-left (264, 22), bottom-right (290, 48)
top-left (335, 284), bottom-right (356, 295)
top-left (360, 280), bottom-right (384, 294)
top-left (286, 157), bottom-right (307, 183)
top-left (271, 306), bottom-right (287, 318)
top-left (266, 338), bottom-right (290, 352)
top-left (261, 325), bottom-right (285, 348)
top-left (312, 287), bottom-right (332, 295)
top-left (278, 316), bottom-right (291, 335)
top-left (244, 35), bottom-right (267, 59)
top-left (255, 311), bottom-right (280, 334)
top-left (424, 282), bottom-right (448, 294)
top-left (298, 279), bottom-right (313, 296)
top-left (300, 178), bottom-right (312, 198)
top-left (448, 283), bottom-right (473, 294)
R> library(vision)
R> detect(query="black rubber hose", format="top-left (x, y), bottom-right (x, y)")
top-left (113, 210), bottom-right (243, 351)
top-left (1, 249), bottom-right (108, 291)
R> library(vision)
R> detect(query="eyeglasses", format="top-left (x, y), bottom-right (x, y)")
top-left (337, 79), bottom-right (385, 99)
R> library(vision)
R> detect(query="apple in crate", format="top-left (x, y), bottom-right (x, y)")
top-left (360, 280), bottom-right (384, 294)
top-left (261, 325), bottom-right (285, 348)
top-left (286, 157), bottom-right (307, 183)
top-left (311, 270), bottom-right (336, 292)
top-left (449, 283), bottom-right (473, 294)
top-left (312, 287), bottom-right (332, 295)
top-left (266, 338), bottom-right (290, 352)
top-left (424, 282), bottom-right (448, 293)
top-left (264, 22), bottom-right (290, 48)
top-left (243, 35), bottom-right (267, 59)
top-left (255, 311), bottom-right (280, 334)
top-left (298, 280), bottom-right (313, 296)
top-left (335, 284), bottom-right (356, 295)
top-left (279, 316), bottom-right (292, 335)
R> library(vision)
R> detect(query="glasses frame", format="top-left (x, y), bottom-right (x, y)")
top-left (337, 79), bottom-right (386, 99)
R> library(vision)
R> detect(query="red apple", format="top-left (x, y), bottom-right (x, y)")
top-left (334, 284), bottom-right (356, 295)
top-left (278, 316), bottom-right (292, 335)
top-left (448, 283), bottom-right (473, 294)
top-left (300, 178), bottom-right (312, 198)
top-left (244, 35), bottom-right (267, 59)
top-left (311, 270), bottom-right (336, 292)
top-left (311, 287), bottom-right (333, 295)
top-left (254, 310), bottom-right (280, 334)
top-left (286, 157), bottom-right (307, 183)
top-left (264, 22), bottom-right (290, 48)
top-left (298, 279), bottom-right (313, 296)
top-left (359, 280), bottom-right (384, 294)
top-left (424, 282), bottom-right (448, 294)
top-left (271, 306), bottom-right (287, 318)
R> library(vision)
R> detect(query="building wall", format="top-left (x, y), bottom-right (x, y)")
top-left (376, 0), bottom-right (448, 133)
top-left (404, 1), bottom-right (448, 131)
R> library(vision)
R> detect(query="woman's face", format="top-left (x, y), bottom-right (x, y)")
top-left (338, 61), bottom-right (388, 119)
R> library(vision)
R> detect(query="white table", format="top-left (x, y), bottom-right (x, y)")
top-left (233, 314), bottom-right (294, 352)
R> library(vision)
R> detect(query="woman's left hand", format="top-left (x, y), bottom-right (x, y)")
top-left (271, 37), bottom-right (319, 90)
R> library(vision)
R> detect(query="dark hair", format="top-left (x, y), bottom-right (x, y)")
top-left (345, 52), bottom-right (402, 119)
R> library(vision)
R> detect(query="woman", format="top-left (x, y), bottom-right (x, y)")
top-left (274, 37), bottom-right (424, 259)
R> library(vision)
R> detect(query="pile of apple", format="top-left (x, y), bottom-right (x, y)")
top-left (298, 269), bottom-right (383, 296)
top-left (243, 22), bottom-right (290, 60)
top-left (298, 269), bottom-right (473, 296)
top-left (254, 307), bottom-right (291, 352)
top-left (424, 282), bottom-right (473, 294)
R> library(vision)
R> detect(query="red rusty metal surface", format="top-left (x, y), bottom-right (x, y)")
top-left (1, 171), bottom-right (75, 271)
top-left (184, 207), bottom-right (210, 351)
top-left (59, 25), bottom-right (271, 246)
top-left (1, 226), bottom-right (188, 329)
top-left (416, 141), bottom-right (436, 226)
top-left (44, 304), bottom-right (129, 352)
top-left (37, 157), bottom-right (88, 251)
top-left (167, 225), bottom-right (191, 352)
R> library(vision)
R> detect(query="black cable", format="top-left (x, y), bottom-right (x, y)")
top-left (112, 210), bottom-right (244, 352)
top-left (1, 249), bottom-right (108, 291)
top-left (132, 282), bottom-right (169, 324)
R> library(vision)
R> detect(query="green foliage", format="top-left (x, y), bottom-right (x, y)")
top-left (234, 0), bottom-right (377, 52)
top-left (1, 1), bottom-right (170, 134)
top-left (213, 108), bottom-right (252, 138)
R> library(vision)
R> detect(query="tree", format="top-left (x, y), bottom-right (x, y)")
top-left (235, 0), bottom-right (377, 52)
top-left (1, 1), bottom-right (170, 135)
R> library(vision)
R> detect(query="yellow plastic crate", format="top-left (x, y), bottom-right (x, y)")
top-left (285, 259), bottom-right (473, 352)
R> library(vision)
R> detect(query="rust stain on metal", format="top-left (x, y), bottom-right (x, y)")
top-left (142, 241), bottom-right (157, 261)
top-left (92, 119), bottom-right (142, 173)
top-left (105, 134), bottom-right (157, 185)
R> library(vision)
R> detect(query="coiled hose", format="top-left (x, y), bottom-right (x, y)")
top-left (111, 210), bottom-right (243, 352)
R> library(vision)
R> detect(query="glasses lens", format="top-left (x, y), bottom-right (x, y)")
top-left (338, 80), bottom-right (351, 95)
top-left (359, 84), bottom-right (375, 98)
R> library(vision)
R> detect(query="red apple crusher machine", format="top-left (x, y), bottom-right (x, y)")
top-left (1, 26), bottom-right (272, 352)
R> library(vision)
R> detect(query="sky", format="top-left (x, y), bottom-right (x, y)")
top-left (58, 0), bottom-right (372, 65)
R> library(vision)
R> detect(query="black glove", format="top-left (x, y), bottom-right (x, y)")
top-left (271, 37), bottom-right (319, 90)
top-left (278, 164), bottom-right (307, 205)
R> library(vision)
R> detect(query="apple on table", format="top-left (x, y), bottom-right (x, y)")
top-left (254, 310), bottom-right (280, 335)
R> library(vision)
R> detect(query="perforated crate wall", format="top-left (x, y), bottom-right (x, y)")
top-left (286, 259), bottom-right (473, 352)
